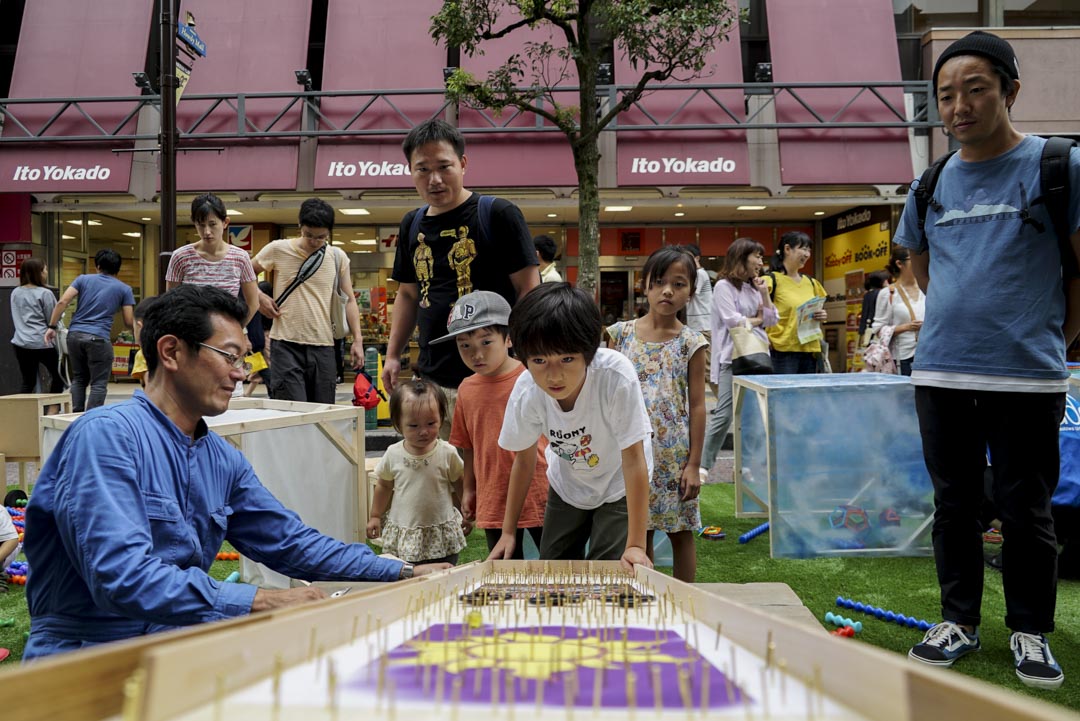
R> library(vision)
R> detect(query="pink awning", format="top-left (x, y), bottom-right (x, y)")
top-left (614, 23), bottom-right (750, 186)
top-left (766, 0), bottom-right (913, 185)
top-left (314, 1), bottom-right (446, 191)
top-left (173, 0), bottom-right (310, 192)
top-left (0, 0), bottom-right (153, 193)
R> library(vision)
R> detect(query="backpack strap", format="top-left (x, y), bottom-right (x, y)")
top-left (406, 195), bottom-right (494, 246)
top-left (1039, 137), bottom-right (1078, 279)
top-left (475, 194), bottom-right (495, 243)
top-left (914, 150), bottom-right (956, 247)
top-left (407, 205), bottom-right (430, 248)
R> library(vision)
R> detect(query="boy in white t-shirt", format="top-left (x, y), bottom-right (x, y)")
top-left (489, 283), bottom-right (654, 569)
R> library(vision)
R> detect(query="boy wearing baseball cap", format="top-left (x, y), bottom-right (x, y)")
top-left (897, 31), bottom-right (1080, 689)
top-left (433, 291), bottom-right (549, 558)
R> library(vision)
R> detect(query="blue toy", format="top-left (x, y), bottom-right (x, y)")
top-left (738, 522), bottom-right (770, 544)
top-left (823, 612), bottom-right (863, 633)
top-left (835, 596), bottom-right (932, 632)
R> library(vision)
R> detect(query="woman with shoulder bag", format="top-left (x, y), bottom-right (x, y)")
top-left (701, 238), bottom-right (779, 475)
top-left (872, 247), bottom-right (925, 376)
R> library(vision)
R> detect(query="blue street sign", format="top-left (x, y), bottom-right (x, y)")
top-left (177, 25), bottom-right (206, 57)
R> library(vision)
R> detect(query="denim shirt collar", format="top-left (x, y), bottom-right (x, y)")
top-left (131, 390), bottom-right (211, 445)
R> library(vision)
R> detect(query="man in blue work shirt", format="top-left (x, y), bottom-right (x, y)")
top-left (23, 285), bottom-right (448, 660)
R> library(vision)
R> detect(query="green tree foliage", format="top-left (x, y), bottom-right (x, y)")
top-left (432, 0), bottom-right (739, 293)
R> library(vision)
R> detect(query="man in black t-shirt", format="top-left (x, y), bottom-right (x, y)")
top-left (384, 119), bottom-right (540, 414)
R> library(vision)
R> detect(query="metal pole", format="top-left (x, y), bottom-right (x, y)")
top-left (158, 0), bottom-right (177, 289)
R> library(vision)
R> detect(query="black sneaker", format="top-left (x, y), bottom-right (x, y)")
top-left (908, 622), bottom-right (980, 667)
top-left (1010, 632), bottom-right (1064, 689)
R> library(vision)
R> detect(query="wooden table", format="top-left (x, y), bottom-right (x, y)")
top-left (0, 392), bottom-right (71, 491)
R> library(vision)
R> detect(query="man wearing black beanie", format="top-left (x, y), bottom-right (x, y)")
top-left (892, 31), bottom-right (1080, 690)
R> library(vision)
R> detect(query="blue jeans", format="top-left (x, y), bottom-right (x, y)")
top-left (899, 357), bottom-right (913, 376)
top-left (702, 363), bottom-right (733, 471)
top-left (67, 331), bottom-right (113, 412)
top-left (770, 349), bottom-right (818, 374)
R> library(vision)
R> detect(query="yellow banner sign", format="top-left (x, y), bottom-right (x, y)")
top-left (822, 222), bottom-right (890, 281)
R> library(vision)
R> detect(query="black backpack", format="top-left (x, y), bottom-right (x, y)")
top-left (913, 136), bottom-right (1078, 279)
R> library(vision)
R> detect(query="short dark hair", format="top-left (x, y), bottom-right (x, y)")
top-left (989, 64), bottom-right (1017, 97)
top-left (510, 282), bottom-right (602, 366)
top-left (19, 257), bottom-right (46, 287)
top-left (141, 285), bottom-right (246, 378)
top-left (534, 234), bottom-right (558, 263)
top-left (643, 246), bottom-right (697, 297)
top-left (402, 118), bottom-right (466, 164)
top-left (683, 243), bottom-right (702, 258)
top-left (133, 295), bottom-right (158, 322)
top-left (94, 249), bottom-right (122, 275)
top-left (722, 237), bottom-right (766, 290)
top-left (770, 231), bottom-right (812, 272)
top-left (388, 378), bottom-right (448, 435)
top-left (191, 193), bottom-right (228, 224)
top-left (864, 270), bottom-right (891, 291)
top-left (298, 198), bottom-right (335, 234)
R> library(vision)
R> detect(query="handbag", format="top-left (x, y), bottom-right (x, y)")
top-left (329, 248), bottom-right (351, 340)
top-left (818, 337), bottom-right (833, 374)
top-left (245, 351), bottom-right (269, 374)
top-left (860, 324), bottom-right (897, 374)
top-left (55, 319), bottom-right (69, 357)
top-left (730, 320), bottom-right (773, 375)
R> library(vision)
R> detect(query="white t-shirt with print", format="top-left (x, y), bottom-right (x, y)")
top-left (499, 348), bottom-right (653, 510)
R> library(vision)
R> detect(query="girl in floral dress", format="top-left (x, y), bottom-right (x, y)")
top-left (366, 379), bottom-right (468, 564)
top-left (607, 246), bottom-right (708, 581)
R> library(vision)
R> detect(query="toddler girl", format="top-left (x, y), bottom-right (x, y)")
top-left (608, 246), bottom-right (708, 582)
top-left (366, 379), bottom-right (468, 565)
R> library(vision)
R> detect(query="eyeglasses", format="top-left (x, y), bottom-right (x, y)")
top-left (300, 230), bottom-right (330, 243)
top-left (198, 342), bottom-right (252, 374)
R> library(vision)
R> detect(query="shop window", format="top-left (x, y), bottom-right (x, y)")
top-left (59, 213), bottom-right (85, 253)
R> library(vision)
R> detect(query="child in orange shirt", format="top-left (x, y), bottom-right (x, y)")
top-left (436, 291), bottom-right (549, 557)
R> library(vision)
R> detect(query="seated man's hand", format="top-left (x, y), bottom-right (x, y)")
top-left (487, 533), bottom-right (516, 561)
top-left (413, 563), bottom-right (452, 577)
top-left (620, 546), bottom-right (653, 572)
top-left (251, 586), bottom-right (327, 612)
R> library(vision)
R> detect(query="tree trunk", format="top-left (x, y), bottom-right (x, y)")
top-left (574, 141), bottom-right (601, 296)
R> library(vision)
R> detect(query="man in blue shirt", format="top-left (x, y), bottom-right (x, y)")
top-left (24, 285), bottom-right (448, 660)
top-left (896, 32), bottom-right (1080, 690)
top-left (45, 249), bottom-right (135, 412)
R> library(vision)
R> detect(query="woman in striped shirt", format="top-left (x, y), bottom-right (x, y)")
top-left (166, 193), bottom-right (258, 324)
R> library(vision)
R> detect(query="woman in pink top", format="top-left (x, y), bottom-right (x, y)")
top-left (701, 237), bottom-right (779, 474)
top-left (166, 193), bottom-right (258, 324)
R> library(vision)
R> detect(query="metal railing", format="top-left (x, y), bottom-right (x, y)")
top-left (0, 81), bottom-right (938, 145)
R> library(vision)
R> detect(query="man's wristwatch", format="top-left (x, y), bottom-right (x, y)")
top-left (47, 324), bottom-right (57, 330)
top-left (398, 563), bottom-right (414, 580)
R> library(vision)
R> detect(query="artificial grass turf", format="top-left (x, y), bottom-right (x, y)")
top-left (0, 487), bottom-right (1075, 714)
